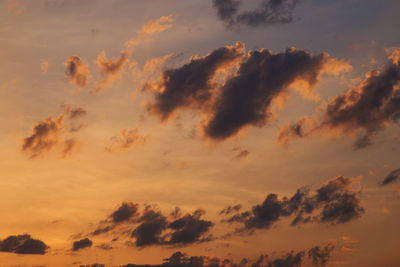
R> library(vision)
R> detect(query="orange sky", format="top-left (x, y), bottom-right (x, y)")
top-left (0, 0), bottom-right (399, 266)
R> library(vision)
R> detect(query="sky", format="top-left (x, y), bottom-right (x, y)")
top-left (0, 0), bottom-right (400, 266)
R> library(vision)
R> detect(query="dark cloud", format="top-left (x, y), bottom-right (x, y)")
top-left (146, 43), bottom-right (349, 141)
top-left (167, 209), bottom-right (213, 245)
top-left (122, 249), bottom-right (308, 267)
top-left (308, 243), bottom-right (335, 266)
top-left (72, 238), bottom-right (93, 251)
top-left (278, 49), bottom-right (400, 148)
top-left (111, 202), bottom-right (139, 223)
top-left (213, 0), bottom-right (301, 29)
top-left (222, 176), bottom-right (364, 232)
top-left (146, 42), bottom-right (245, 120)
top-left (65, 55), bottom-right (91, 87)
top-left (22, 115), bottom-right (64, 158)
top-left (266, 251), bottom-right (304, 267)
top-left (219, 204), bottom-right (242, 216)
top-left (0, 234), bottom-right (48, 255)
top-left (131, 207), bottom-right (168, 247)
top-left (204, 48), bottom-right (342, 140)
top-left (379, 168), bottom-right (400, 186)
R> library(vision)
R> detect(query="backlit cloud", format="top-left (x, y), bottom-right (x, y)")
top-left (0, 234), bottom-right (48, 255)
top-left (278, 48), bottom-right (400, 148)
top-left (213, 0), bottom-right (301, 29)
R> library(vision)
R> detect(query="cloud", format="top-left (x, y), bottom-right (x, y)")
top-left (40, 59), bottom-right (49, 73)
top-left (86, 203), bottom-right (214, 248)
top-left (72, 238), bottom-right (93, 251)
top-left (167, 209), bottom-right (214, 245)
top-left (6, 0), bottom-right (25, 15)
top-left (0, 234), bottom-right (48, 255)
top-left (379, 168), bottom-right (400, 186)
top-left (308, 243), bottom-right (335, 266)
top-left (111, 202), bottom-right (139, 223)
top-left (65, 55), bottom-right (91, 87)
top-left (222, 176), bottom-right (364, 232)
top-left (22, 108), bottom-right (87, 158)
top-left (105, 127), bottom-right (146, 152)
top-left (125, 15), bottom-right (175, 48)
top-left (63, 105), bottom-right (87, 120)
top-left (146, 42), bottom-right (245, 120)
top-left (278, 48), bottom-right (400, 148)
top-left (131, 206), bottom-right (168, 247)
top-left (219, 204), bottom-right (242, 216)
top-left (232, 147), bottom-right (250, 159)
top-left (22, 115), bottom-right (65, 158)
top-left (145, 43), bottom-right (349, 141)
top-left (121, 249), bottom-right (308, 267)
top-left (203, 47), bottom-right (350, 140)
top-left (62, 138), bottom-right (79, 158)
top-left (94, 51), bottom-right (129, 91)
top-left (213, 0), bottom-right (301, 29)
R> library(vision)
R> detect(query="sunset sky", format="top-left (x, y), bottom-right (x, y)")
top-left (1, 0), bottom-right (400, 266)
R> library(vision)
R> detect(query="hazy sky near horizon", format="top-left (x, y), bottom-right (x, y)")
top-left (0, 0), bottom-right (400, 266)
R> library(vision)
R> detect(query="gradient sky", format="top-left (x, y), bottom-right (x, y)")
top-left (0, 0), bottom-right (400, 266)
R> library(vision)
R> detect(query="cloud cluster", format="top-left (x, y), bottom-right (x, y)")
top-left (213, 0), bottom-right (301, 29)
top-left (65, 55), bottom-right (91, 87)
top-left (222, 176), bottom-right (364, 231)
top-left (22, 106), bottom-right (87, 158)
top-left (131, 207), bottom-right (213, 247)
top-left (105, 127), bottom-right (146, 152)
top-left (278, 48), bottom-right (400, 148)
top-left (0, 234), bottom-right (48, 255)
top-left (121, 244), bottom-right (335, 267)
top-left (308, 243), bottom-right (335, 266)
top-left (87, 203), bottom-right (213, 248)
top-left (146, 43), bottom-right (350, 141)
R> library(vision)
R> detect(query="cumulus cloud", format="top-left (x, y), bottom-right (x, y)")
top-left (379, 168), bottom-right (400, 186)
top-left (65, 55), bottom-right (91, 87)
top-left (222, 176), bottom-right (364, 232)
top-left (145, 43), bottom-right (349, 141)
top-left (213, 0), bottom-right (301, 29)
top-left (278, 48), bottom-right (400, 148)
top-left (105, 127), bottom-right (146, 152)
top-left (308, 243), bottom-right (335, 266)
top-left (62, 138), bottom-right (79, 158)
top-left (72, 238), bottom-right (93, 251)
top-left (0, 234), bottom-right (48, 255)
top-left (146, 42), bottom-right (245, 120)
top-left (22, 115), bottom-right (65, 158)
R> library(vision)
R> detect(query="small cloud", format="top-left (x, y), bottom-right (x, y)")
top-left (40, 59), bottom-right (49, 74)
top-left (65, 55), bottom-right (91, 87)
top-left (72, 238), bottom-right (92, 251)
top-left (105, 127), bottom-right (146, 152)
